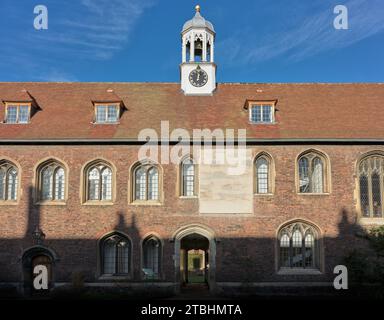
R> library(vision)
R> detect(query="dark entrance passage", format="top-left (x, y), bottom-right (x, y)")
top-left (180, 233), bottom-right (209, 286)
top-left (22, 247), bottom-right (55, 296)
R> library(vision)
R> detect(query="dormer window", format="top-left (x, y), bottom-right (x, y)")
top-left (5, 103), bottom-right (31, 124)
top-left (244, 100), bottom-right (277, 124)
top-left (250, 104), bottom-right (273, 123)
top-left (95, 104), bottom-right (120, 124)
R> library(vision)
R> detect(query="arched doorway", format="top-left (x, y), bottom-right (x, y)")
top-left (181, 234), bottom-right (209, 285)
top-left (22, 246), bottom-right (56, 296)
top-left (173, 225), bottom-right (216, 293)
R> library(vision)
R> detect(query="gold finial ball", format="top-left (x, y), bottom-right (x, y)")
top-left (195, 5), bottom-right (201, 12)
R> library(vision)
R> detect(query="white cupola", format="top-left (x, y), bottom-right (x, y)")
top-left (180, 5), bottom-right (216, 95)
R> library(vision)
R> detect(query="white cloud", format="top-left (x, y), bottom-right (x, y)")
top-left (0, 0), bottom-right (156, 80)
top-left (36, 69), bottom-right (78, 82)
top-left (218, 0), bottom-right (384, 66)
top-left (49, 0), bottom-right (156, 60)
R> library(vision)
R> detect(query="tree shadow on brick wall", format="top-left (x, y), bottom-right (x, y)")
top-left (0, 187), bottom-right (383, 300)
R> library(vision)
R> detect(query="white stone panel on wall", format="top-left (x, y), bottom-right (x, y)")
top-left (198, 147), bottom-right (253, 214)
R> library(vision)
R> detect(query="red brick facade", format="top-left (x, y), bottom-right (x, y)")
top-left (0, 143), bottom-right (378, 293)
top-left (1, 82), bottom-right (383, 295)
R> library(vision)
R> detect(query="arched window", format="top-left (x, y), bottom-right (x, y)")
top-left (278, 222), bottom-right (319, 270)
top-left (358, 155), bottom-right (384, 218)
top-left (255, 154), bottom-right (272, 194)
top-left (181, 157), bottom-right (196, 197)
top-left (85, 161), bottom-right (113, 202)
top-left (133, 163), bottom-right (160, 202)
top-left (101, 233), bottom-right (131, 275)
top-left (0, 161), bottom-right (18, 201)
top-left (38, 161), bottom-right (66, 202)
top-left (142, 236), bottom-right (161, 279)
top-left (298, 151), bottom-right (328, 193)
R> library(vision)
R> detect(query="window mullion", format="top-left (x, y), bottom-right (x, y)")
top-left (99, 169), bottom-right (103, 201)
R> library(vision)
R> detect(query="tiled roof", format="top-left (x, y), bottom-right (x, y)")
top-left (0, 82), bottom-right (383, 140)
top-left (1, 89), bottom-right (35, 103)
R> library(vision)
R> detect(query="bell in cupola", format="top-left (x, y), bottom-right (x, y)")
top-left (194, 39), bottom-right (203, 59)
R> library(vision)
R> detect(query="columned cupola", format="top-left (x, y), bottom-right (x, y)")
top-left (180, 5), bottom-right (216, 95)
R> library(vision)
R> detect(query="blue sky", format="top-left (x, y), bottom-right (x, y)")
top-left (0, 0), bottom-right (383, 83)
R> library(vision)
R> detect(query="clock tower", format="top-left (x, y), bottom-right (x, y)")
top-left (180, 5), bottom-right (216, 95)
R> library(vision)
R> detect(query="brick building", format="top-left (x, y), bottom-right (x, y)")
top-left (0, 6), bottom-right (383, 296)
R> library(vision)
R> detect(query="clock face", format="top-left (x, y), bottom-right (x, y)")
top-left (189, 67), bottom-right (208, 87)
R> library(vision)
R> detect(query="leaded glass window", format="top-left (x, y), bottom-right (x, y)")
top-left (292, 229), bottom-right (303, 268)
top-left (148, 168), bottom-right (159, 200)
top-left (359, 175), bottom-right (369, 216)
top-left (312, 157), bottom-right (323, 193)
top-left (96, 105), bottom-right (107, 123)
top-left (298, 153), bottom-right (326, 193)
top-left (6, 106), bottom-right (18, 123)
top-left (39, 161), bottom-right (66, 202)
top-left (358, 155), bottom-right (384, 218)
top-left (55, 168), bottom-right (65, 200)
top-left (279, 234), bottom-right (290, 267)
top-left (299, 157), bottom-right (309, 192)
top-left (255, 156), bottom-right (270, 194)
top-left (86, 162), bottom-right (113, 201)
top-left (5, 104), bottom-right (30, 124)
top-left (102, 234), bottom-right (130, 275)
top-left (18, 106), bottom-right (30, 123)
top-left (95, 104), bottom-right (119, 123)
top-left (181, 158), bottom-right (196, 197)
top-left (0, 161), bottom-right (18, 201)
top-left (101, 167), bottom-right (112, 200)
top-left (42, 166), bottom-right (54, 200)
top-left (278, 222), bottom-right (319, 270)
top-left (133, 163), bottom-right (160, 202)
top-left (135, 168), bottom-right (147, 200)
top-left (305, 234), bottom-right (315, 267)
top-left (143, 236), bottom-right (161, 279)
top-left (250, 104), bottom-right (273, 123)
